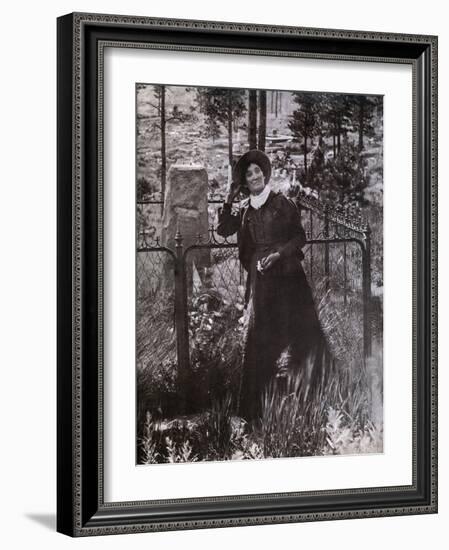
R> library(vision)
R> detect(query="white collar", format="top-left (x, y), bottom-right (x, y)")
top-left (249, 185), bottom-right (271, 210)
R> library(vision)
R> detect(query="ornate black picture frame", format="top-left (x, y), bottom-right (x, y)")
top-left (57, 12), bottom-right (437, 536)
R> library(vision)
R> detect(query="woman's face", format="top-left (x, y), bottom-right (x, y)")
top-left (245, 163), bottom-right (266, 195)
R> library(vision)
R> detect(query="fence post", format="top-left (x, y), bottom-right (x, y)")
top-left (174, 228), bottom-right (190, 413)
top-left (343, 241), bottom-right (348, 305)
top-left (324, 205), bottom-right (330, 291)
top-left (309, 210), bottom-right (314, 281)
top-left (343, 207), bottom-right (350, 304)
top-left (362, 225), bottom-right (372, 358)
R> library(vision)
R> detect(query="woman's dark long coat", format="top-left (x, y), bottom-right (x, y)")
top-left (217, 191), bottom-right (326, 421)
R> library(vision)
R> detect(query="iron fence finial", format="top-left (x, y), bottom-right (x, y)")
top-left (175, 224), bottom-right (183, 249)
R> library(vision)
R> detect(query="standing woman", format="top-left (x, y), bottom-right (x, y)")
top-left (217, 150), bottom-right (327, 423)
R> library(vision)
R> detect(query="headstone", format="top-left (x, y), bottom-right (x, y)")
top-left (161, 165), bottom-right (210, 289)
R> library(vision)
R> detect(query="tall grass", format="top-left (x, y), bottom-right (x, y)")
top-left (259, 372), bottom-right (309, 458)
top-left (137, 218), bottom-right (383, 464)
top-left (139, 346), bottom-right (383, 464)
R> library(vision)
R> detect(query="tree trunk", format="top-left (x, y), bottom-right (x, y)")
top-left (270, 90), bottom-right (274, 113)
top-left (227, 91), bottom-right (233, 165)
top-left (258, 90), bottom-right (267, 151)
top-left (160, 85), bottom-right (166, 215)
top-left (275, 91), bottom-right (278, 117)
top-left (248, 90), bottom-right (258, 150)
top-left (358, 99), bottom-right (365, 151)
top-left (304, 135), bottom-right (308, 175)
top-left (333, 134), bottom-right (336, 158)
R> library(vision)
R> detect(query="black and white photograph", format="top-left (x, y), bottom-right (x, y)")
top-left (135, 84), bottom-right (384, 464)
top-left (0, 0), bottom-right (442, 545)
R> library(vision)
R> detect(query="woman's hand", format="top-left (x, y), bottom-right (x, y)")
top-left (259, 252), bottom-right (280, 273)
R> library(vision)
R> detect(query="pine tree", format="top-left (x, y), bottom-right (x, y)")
top-left (351, 96), bottom-right (381, 151)
top-left (321, 94), bottom-right (352, 157)
top-left (288, 92), bottom-right (320, 173)
top-left (248, 89), bottom-right (258, 150)
top-left (146, 85), bottom-right (194, 212)
top-left (194, 88), bottom-right (247, 164)
top-left (258, 90), bottom-right (267, 152)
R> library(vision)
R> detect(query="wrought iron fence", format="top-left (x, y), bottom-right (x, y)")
top-left (137, 194), bottom-right (232, 239)
top-left (136, 240), bottom-right (176, 372)
top-left (136, 191), bottom-right (373, 411)
top-left (296, 191), bottom-right (372, 359)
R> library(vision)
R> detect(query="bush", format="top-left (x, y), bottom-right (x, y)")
top-left (187, 290), bottom-right (245, 409)
top-left (317, 141), bottom-right (369, 205)
top-left (137, 175), bottom-right (158, 201)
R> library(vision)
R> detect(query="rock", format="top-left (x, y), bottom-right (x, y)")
top-left (161, 165), bottom-right (211, 289)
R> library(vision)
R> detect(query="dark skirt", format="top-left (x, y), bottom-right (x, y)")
top-left (238, 250), bottom-right (327, 422)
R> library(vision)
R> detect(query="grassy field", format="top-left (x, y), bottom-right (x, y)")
top-left (139, 346), bottom-right (383, 463)
top-left (135, 181), bottom-right (383, 464)
top-left (136, 235), bottom-right (382, 463)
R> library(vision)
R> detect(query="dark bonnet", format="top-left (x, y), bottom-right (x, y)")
top-left (232, 150), bottom-right (272, 195)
